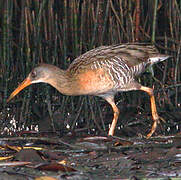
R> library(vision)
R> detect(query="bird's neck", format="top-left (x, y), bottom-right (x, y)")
top-left (47, 68), bottom-right (77, 96)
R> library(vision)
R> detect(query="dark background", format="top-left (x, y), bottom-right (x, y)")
top-left (0, 0), bottom-right (180, 136)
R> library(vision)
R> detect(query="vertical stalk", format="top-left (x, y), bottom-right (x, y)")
top-left (135, 0), bottom-right (140, 41)
top-left (152, 0), bottom-right (158, 43)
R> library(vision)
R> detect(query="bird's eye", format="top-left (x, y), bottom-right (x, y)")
top-left (31, 71), bottom-right (37, 79)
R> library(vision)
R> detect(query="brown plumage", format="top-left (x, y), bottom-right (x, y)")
top-left (7, 43), bottom-right (170, 137)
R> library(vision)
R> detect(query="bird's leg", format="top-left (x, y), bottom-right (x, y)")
top-left (140, 86), bottom-right (162, 138)
top-left (105, 96), bottom-right (120, 136)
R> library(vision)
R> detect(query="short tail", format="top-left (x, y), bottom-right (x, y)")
top-left (149, 54), bottom-right (171, 65)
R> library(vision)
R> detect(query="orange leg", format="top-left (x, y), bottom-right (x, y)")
top-left (140, 86), bottom-right (161, 138)
top-left (105, 96), bottom-right (120, 136)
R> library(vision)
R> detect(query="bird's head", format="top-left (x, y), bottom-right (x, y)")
top-left (7, 64), bottom-right (54, 102)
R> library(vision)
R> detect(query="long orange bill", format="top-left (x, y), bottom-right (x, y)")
top-left (7, 77), bottom-right (32, 103)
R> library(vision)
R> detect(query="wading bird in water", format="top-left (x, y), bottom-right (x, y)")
top-left (7, 43), bottom-right (170, 138)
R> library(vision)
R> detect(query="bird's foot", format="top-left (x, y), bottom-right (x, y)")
top-left (146, 116), bottom-right (165, 139)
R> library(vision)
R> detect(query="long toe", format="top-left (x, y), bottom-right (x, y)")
top-left (146, 116), bottom-right (166, 138)
top-left (159, 116), bottom-right (166, 123)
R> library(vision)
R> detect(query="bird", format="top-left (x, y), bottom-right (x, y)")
top-left (7, 43), bottom-right (170, 138)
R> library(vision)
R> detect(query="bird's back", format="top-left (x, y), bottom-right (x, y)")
top-left (68, 43), bottom-right (166, 74)
top-left (67, 43), bottom-right (169, 96)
